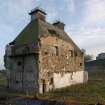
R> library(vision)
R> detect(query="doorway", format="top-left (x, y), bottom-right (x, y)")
top-left (42, 80), bottom-right (46, 93)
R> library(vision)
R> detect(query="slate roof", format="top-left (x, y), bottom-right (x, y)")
top-left (13, 19), bottom-right (81, 52)
top-left (14, 19), bottom-right (39, 45)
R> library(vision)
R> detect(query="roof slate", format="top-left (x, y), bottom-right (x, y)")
top-left (14, 19), bottom-right (39, 45)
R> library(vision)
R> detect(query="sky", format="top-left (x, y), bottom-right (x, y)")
top-left (0, 0), bottom-right (105, 69)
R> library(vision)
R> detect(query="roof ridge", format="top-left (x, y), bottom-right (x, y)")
top-left (38, 19), bottom-right (81, 52)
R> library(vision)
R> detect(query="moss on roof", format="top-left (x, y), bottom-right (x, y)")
top-left (14, 19), bottom-right (81, 52)
top-left (14, 19), bottom-right (39, 45)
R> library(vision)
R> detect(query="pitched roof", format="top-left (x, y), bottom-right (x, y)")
top-left (14, 19), bottom-right (39, 45)
top-left (13, 19), bottom-right (81, 52)
top-left (38, 20), bottom-right (81, 52)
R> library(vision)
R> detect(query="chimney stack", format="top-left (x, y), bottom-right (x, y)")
top-left (29, 8), bottom-right (46, 21)
top-left (53, 21), bottom-right (65, 30)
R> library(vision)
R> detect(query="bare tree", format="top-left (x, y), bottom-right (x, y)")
top-left (81, 49), bottom-right (93, 62)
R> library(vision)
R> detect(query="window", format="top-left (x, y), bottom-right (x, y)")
top-left (17, 61), bottom-right (22, 66)
top-left (44, 51), bottom-right (48, 55)
top-left (52, 46), bottom-right (59, 56)
top-left (50, 78), bottom-right (54, 84)
top-left (80, 63), bottom-right (82, 66)
top-left (55, 46), bottom-right (59, 56)
top-left (69, 50), bottom-right (73, 57)
top-left (66, 55), bottom-right (68, 59)
top-left (16, 81), bottom-right (19, 83)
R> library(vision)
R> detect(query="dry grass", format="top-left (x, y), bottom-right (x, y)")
top-left (0, 71), bottom-right (105, 104)
top-left (41, 80), bottom-right (105, 104)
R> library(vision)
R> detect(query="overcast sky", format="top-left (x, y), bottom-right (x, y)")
top-left (0, 0), bottom-right (105, 69)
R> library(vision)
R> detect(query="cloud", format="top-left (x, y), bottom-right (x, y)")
top-left (65, 0), bottom-right (105, 59)
top-left (81, 0), bottom-right (105, 58)
top-left (66, 0), bottom-right (75, 14)
top-left (41, 0), bottom-right (59, 22)
top-left (1, 0), bottom-right (105, 65)
top-left (66, 26), bottom-right (105, 59)
top-left (83, 0), bottom-right (105, 25)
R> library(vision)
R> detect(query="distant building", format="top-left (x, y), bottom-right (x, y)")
top-left (4, 8), bottom-right (88, 94)
top-left (96, 53), bottom-right (105, 60)
top-left (85, 59), bottom-right (105, 72)
top-left (85, 59), bottom-right (105, 81)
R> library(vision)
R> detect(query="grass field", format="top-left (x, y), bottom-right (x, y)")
top-left (0, 72), bottom-right (7, 86)
top-left (0, 70), bottom-right (105, 104)
top-left (0, 72), bottom-right (25, 102)
top-left (40, 71), bottom-right (105, 104)
top-left (41, 80), bottom-right (105, 104)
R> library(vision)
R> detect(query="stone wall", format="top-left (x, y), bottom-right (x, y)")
top-left (38, 36), bottom-right (84, 93)
top-left (8, 55), bottom-right (39, 93)
top-left (39, 36), bottom-right (84, 75)
top-left (53, 71), bottom-right (88, 89)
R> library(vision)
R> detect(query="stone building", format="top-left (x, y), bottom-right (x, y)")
top-left (4, 8), bottom-right (88, 94)
top-left (85, 59), bottom-right (105, 80)
top-left (96, 53), bottom-right (105, 60)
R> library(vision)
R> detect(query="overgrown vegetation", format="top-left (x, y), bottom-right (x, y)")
top-left (41, 81), bottom-right (105, 104)
top-left (89, 71), bottom-right (105, 80)
top-left (0, 72), bottom-right (7, 86)
top-left (40, 71), bottom-right (105, 104)
top-left (0, 70), bottom-right (105, 104)
top-left (0, 71), bottom-right (23, 98)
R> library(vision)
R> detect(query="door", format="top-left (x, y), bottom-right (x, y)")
top-left (42, 80), bottom-right (46, 93)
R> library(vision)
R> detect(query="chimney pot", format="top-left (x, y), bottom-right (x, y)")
top-left (53, 21), bottom-right (65, 30)
top-left (29, 8), bottom-right (46, 21)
